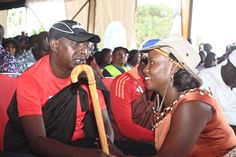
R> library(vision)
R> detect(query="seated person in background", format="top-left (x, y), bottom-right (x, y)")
top-left (109, 39), bottom-right (160, 156)
top-left (102, 46), bottom-right (129, 77)
top-left (142, 34), bottom-right (236, 157)
top-left (86, 42), bottom-right (104, 79)
top-left (0, 24), bottom-right (18, 77)
top-left (31, 31), bottom-right (49, 61)
top-left (95, 48), bottom-right (112, 70)
top-left (196, 43), bottom-right (206, 71)
top-left (4, 38), bottom-right (20, 57)
top-left (14, 34), bottom-right (36, 74)
top-left (3, 20), bottom-right (118, 157)
top-left (217, 44), bottom-right (236, 64)
top-left (203, 43), bottom-right (214, 55)
top-left (126, 49), bottom-right (141, 70)
top-left (204, 52), bottom-right (217, 68)
top-left (199, 49), bottom-right (236, 134)
top-left (202, 43), bottom-right (217, 69)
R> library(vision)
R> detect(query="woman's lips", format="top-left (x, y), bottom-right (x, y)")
top-left (144, 76), bottom-right (151, 81)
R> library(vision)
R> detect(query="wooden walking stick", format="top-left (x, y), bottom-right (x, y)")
top-left (71, 64), bottom-right (109, 154)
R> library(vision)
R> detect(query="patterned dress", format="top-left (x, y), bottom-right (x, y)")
top-left (16, 49), bottom-right (36, 73)
top-left (0, 44), bottom-right (18, 74)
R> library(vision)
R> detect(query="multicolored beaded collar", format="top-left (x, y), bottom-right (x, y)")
top-left (152, 88), bottom-right (213, 130)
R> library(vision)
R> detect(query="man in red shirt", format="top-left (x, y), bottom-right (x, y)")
top-left (110, 38), bottom-right (160, 156)
top-left (3, 20), bottom-right (116, 157)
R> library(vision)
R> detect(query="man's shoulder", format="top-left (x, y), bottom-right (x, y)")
top-left (19, 56), bottom-right (49, 81)
top-left (113, 72), bottom-right (132, 83)
top-left (103, 64), bottom-right (113, 69)
top-left (110, 72), bottom-right (137, 93)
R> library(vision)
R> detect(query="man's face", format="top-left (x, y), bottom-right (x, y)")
top-left (112, 49), bottom-right (127, 66)
top-left (132, 52), bottom-right (141, 66)
top-left (51, 37), bottom-right (90, 72)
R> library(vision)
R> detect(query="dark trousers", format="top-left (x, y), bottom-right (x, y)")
top-left (114, 140), bottom-right (156, 156)
top-left (68, 137), bottom-right (99, 149)
top-left (0, 151), bottom-right (35, 157)
top-left (0, 138), bottom-right (98, 157)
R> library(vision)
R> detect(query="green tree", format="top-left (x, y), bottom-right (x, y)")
top-left (7, 7), bottom-right (45, 37)
top-left (7, 8), bottom-right (26, 37)
top-left (136, 4), bottom-right (175, 47)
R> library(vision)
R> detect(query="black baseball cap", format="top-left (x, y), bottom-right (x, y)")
top-left (48, 20), bottom-right (100, 43)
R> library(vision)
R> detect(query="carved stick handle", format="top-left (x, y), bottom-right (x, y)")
top-left (71, 64), bottom-right (109, 154)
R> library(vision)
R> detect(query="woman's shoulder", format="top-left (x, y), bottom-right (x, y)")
top-left (172, 88), bottom-right (216, 117)
top-left (177, 88), bottom-right (216, 107)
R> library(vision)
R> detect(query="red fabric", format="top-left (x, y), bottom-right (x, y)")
top-left (17, 55), bottom-right (106, 141)
top-left (110, 66), bottom-right (154, 141)
top-left (102, 77), bottom-right (114, 90)
top-left (0, 74), bottom-right (18, 151)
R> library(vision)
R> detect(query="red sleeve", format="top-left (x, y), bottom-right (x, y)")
top-left (17, 75), bottom-right (43, 117)
top-left (110, 76), bottom-right (154, 141)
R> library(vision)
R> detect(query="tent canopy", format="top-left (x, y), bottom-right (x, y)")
top-left (0, 0), bottom-right (191, 49)
top-left (0, 0), bottom-right (137, 50)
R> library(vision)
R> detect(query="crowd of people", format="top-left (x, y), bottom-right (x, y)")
top-left (0, 26), bottom-right (49, 76)
top-left (0, 20), bottom-right (236, 157)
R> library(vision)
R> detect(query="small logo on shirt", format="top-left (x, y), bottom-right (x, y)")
top-left (136, 86), bottom-right (143, 93)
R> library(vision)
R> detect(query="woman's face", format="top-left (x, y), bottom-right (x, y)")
top-left (6, 43), bottom-right (16, 56)
top-left (104, 51), bottom-right (112, 64)
top-left (143, 49), bottom-right (172, 92)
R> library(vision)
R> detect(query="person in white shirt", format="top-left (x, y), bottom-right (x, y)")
top-left (199, 49), bottom-right (236, 133)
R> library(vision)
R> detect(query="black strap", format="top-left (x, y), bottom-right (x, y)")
top-left (4, 77), bottom-right (111, 153)
top-left (4, 83), bottom-right (79, 153)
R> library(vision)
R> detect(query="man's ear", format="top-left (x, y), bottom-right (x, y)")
top-left (49, 39), bottom-right (58, 52)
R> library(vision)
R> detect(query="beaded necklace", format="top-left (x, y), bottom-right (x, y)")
top-left (152, 88), bottom-right (212, 130)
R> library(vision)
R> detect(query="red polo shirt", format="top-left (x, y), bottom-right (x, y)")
top-left (17, 55), bottom-right (106, 141)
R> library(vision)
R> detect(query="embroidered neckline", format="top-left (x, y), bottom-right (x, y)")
top-left (152, 88), bottom-right (212, 130)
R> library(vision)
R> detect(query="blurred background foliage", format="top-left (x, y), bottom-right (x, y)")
top-left (136, 4), bottom-right (175, 47)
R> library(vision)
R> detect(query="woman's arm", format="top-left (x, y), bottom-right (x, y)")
top-left (156, 101), bottom-right (213, 157)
